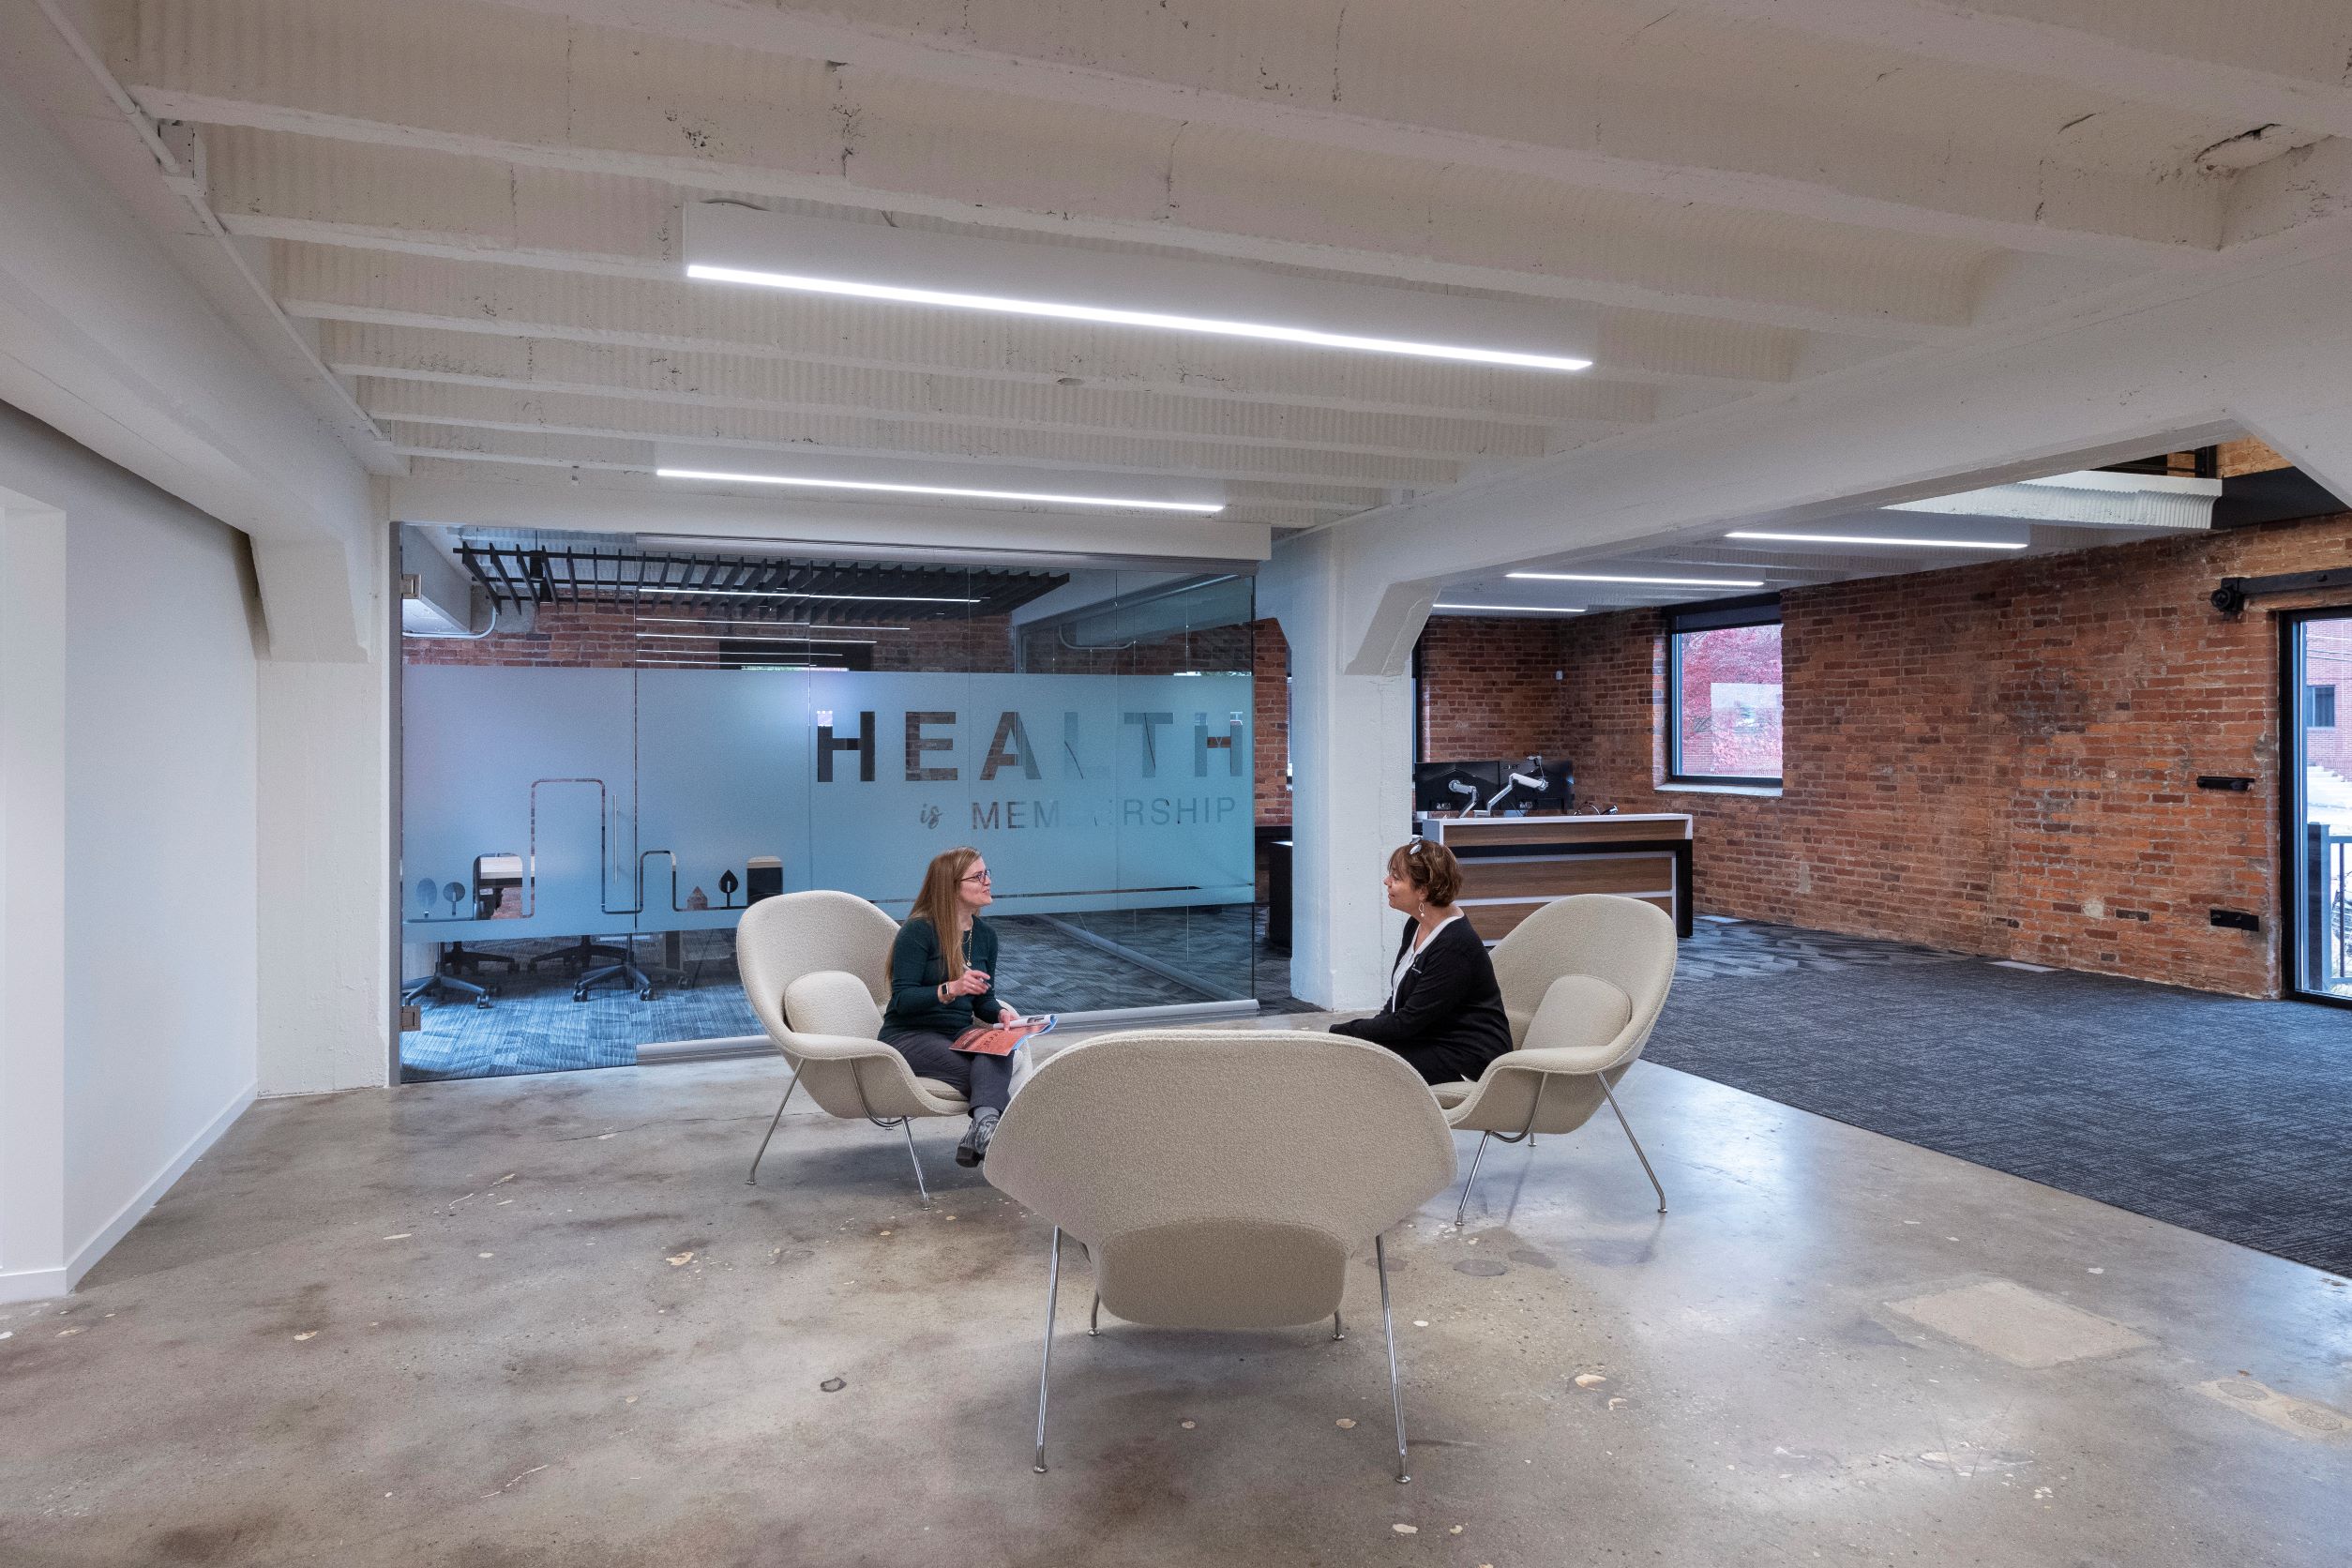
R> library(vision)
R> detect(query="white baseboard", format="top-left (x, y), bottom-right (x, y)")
top-left (0, 1263), bottom-right (70, 1305)
top-left (61, 1081), bottom-right (257, 1290)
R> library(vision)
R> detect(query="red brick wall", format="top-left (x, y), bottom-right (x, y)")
top-left (1255, 617), bottom-right (1290, 826)
top-left (1535, 509), bottom-right (2352, 999)
top-left (1416, 615), bottom-right (1570, 761)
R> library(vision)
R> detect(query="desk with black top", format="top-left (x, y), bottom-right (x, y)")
top-left (1412, 812), bottom-right (1695, 942)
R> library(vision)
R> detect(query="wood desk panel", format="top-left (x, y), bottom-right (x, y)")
top-left (1418, 812), bottom-right (1696, 939)
top-left (1457, 854), bottom-right (1674, 899)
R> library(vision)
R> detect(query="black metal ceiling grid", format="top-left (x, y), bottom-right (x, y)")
top-left (454, 545), bottom-right (1065, 623)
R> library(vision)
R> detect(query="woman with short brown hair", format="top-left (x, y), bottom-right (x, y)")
top-left (1329, 837), bottom-right (1512, 1086)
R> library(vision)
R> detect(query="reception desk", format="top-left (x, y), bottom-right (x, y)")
top-left (1413, 812), bottom-right (1695, 942)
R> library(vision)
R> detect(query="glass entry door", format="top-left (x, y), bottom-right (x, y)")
top-left (2288, 611), bottom-right (2352, 1002)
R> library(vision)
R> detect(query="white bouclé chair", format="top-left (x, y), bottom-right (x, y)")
top-left (739, 889), bottom-right (972, 1201)
top-left (1435, 894), bottom-right (1678, 1227)
top-left (985, 1030), bottom-right (1456, 1482)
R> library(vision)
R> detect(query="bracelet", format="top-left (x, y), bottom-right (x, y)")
top-left (937, 982), bottom-right (949, 1003)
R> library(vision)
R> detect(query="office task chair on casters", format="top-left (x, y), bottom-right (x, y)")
top-left (985, 1030), bottom-right (1456, 1481)
top-left (738, 890), bottom-right (970, 1201)
top-left (570, 934), bottom-right (686, 1002)
top-left (1433, 895), bottom-right (1678, 1227)
top-left (401, 943), bottom-right (495, 1010)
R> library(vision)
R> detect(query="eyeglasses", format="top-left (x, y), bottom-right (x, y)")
top-left (961, 868), bottom-right (992, 884)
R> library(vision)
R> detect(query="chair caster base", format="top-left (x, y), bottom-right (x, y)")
top-left (638, 988), bottom-right (655, 1001)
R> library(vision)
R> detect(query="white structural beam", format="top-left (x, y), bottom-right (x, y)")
top-left (272, 246), bottom-right (1747, 415)
top-left (318, 324), bottom-right (1575, 462)
top-left (1326, 242), bottom-right (2352, 671)
top-left (192, 123), bottom-right (1974, 342)
top-left (1677, 0), bottom-right (2352, 144)
top-left (392, 452), bottom-right (1353, 532)
top-left (0, 57), bottom-right (375, 660)
top-left (392, 473), bottom-right (1271, 565)
top-left (356, 379), bottom-right (1462, 490)
top-left (443, 0), bottom-right (2224, 263)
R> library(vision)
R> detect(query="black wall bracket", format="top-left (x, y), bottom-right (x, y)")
top-left (2210, 568), bottom-right (2352, 616)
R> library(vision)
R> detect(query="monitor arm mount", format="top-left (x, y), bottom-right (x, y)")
top-left (1484, 770), bottom-right (1546, 813)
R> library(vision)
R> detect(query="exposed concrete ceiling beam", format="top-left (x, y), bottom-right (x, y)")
top-left (1676, 0), bottom-right (2352, 143)
top-left (0, 35), bottom-right (376, 661)
top-left (393, 469), bottom-right (1273, 563)
top-left (356, 380), bottom-right (1460, 489)
top-left (237, 212), bottom-right (1805, 392)
top-left (271, 246), bottom-right (1750, 415)
top-left (318, 324), bottom-right (1576, 462)
top-left (435, 0), bottom-right (2224, 263)
top-left (1319, 241), bottom-right (2352, 670)
top-left (393, 450), bottom-right (1360, 529)
top-left (191, 119), bottom-right (1975, 341)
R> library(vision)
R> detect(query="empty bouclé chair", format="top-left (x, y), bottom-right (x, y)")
top-left (984, 1030), bottom-right (1456, 1481)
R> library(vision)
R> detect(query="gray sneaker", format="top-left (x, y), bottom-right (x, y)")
top-left (957, 1107), bottom-right (1002, 1167)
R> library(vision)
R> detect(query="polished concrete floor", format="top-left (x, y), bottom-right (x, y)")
top-left (6, 1030), bottom-right (2349, 1567)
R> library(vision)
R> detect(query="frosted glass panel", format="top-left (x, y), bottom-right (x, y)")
top-left (398, 547), bottom-right (1261, 1078)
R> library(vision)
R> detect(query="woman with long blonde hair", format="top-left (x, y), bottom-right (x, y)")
top-left (880, 846), bottom-right (1018, 1166)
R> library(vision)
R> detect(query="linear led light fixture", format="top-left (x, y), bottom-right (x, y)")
top-left (636, 584), bottom-right (980, 605)
top-left (685, 264), bottom-right (1592, 373)
top-left (656, 466), bottom-right (1223, 514)
top-left (1432, 602), bottom-right (1588, 613)
top-left (636, 631), bottom-right (879, 644)
top-left (638, 617), bottom-right (912, 633)
top-left (1509, 571), bottom-right (1766, 588)
top-left (1727, 530), bottom-right (2028, 550)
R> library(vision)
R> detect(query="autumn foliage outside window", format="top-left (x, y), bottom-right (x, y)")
top-left (1668, 610), bottom-right (1783, 785)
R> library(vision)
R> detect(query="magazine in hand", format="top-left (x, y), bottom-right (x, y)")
top-left (951, 1014), bottom-right (1058, 1056)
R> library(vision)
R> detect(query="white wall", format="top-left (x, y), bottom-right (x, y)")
top-left (0, 402), bottom-right (262, 1299)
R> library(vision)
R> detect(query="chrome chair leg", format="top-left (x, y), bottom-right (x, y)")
top-left (1599, 1078), bottom-right (1666, 1214)
top-left (1089, 1293), bottom-right (1101, 1336)
top-left (1376, 1233), bottom-right (1409, 1485)
top-left (1034, 1227), bottom-right (1063, 1473)
top-left (1333, 1310), bottom-right (1345, 1341)
top-left (745, 1068), bottom-right (801, 1184)
top-left (1453, 1132), bottom-right (1494, 1229)
top-left (897, 1117), bottom-right (931, 1204)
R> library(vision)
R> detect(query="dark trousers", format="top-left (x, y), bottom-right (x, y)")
top-left (1380, 1039), bottom-right (1500, 1088)
top-left (880, 1027), bottom-right (1016, 1115)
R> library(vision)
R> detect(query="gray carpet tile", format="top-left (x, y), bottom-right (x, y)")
top-left (1651, 921), bottom-right (2352, 1278)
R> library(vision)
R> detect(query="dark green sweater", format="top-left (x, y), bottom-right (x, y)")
top-left (882, 916), bottom-right (1006, 1038)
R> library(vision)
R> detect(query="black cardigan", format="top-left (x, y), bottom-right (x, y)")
top-left (1329, 916), bottom-right (1512, 1071)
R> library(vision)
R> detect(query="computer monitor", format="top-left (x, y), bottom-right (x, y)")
top-left (1534, 757), bottom-right (1575, 810)
top-left (1413, 760), bottom-right (1503, 813)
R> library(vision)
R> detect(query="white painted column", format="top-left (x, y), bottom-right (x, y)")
top-left (256, 505), bottom-right (399, 1095)
top-left (0, 490), bottom-right (68, 1302)
top-left (1260, 531), bottom-right (1429, 1010)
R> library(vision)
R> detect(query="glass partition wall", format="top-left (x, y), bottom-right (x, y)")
top-left (397, 528), bottom-right (1260, 1080)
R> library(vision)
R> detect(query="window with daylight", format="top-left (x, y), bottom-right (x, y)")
top-left (1666, 596), bottom-right (1784, 786)
top-left (2310, 684), bottom-right (2337, 729)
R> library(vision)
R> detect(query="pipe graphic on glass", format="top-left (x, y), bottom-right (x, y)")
top-left (407, 776), bottom-right (756, 924)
